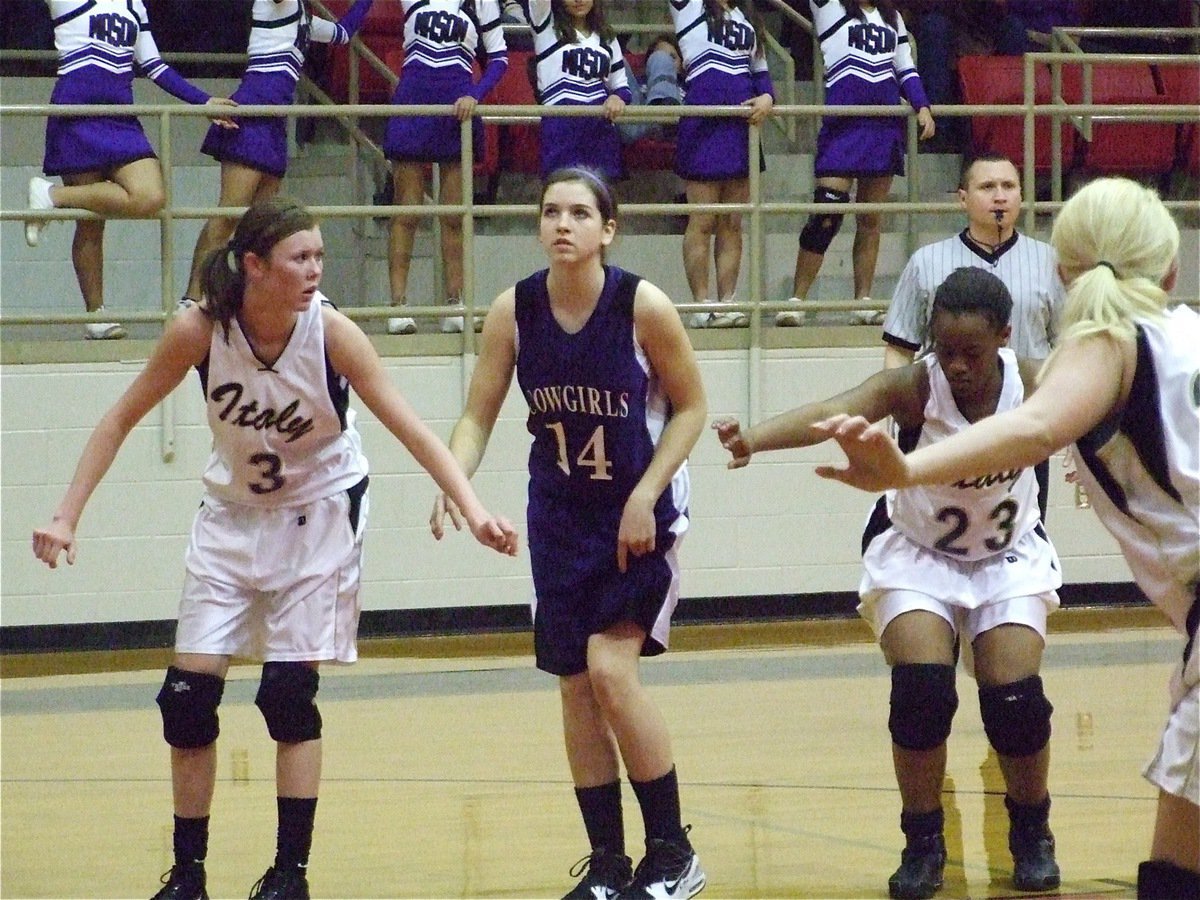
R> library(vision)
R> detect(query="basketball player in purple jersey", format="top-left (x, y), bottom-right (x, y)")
top-left (432, 168), bottom-right (709, 899)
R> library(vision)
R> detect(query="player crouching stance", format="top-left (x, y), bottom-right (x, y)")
top-left (716, 267), bottom-right (1062, 899)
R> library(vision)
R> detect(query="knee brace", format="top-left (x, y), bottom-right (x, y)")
top-left (798, 186), bottom-right (851, 255)
top-left (979, 675), bottom-right (1053, 758)
top-left (1137, 860), bottom-right (1200, 899)
top-left (255, 662), bottom-right (322, 744)
top-left (156, 666), bottom-right (225, 749)
top-left (889, 664), bottom-right (958, 751)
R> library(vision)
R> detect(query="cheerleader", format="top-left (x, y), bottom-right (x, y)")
top-left (666, 0), bottom-right (774, 329)
top-left (382, 0), bottom-right (508, 335)
top-left (25, 0), bottom-right (235, 340)
top-left (181, 0), bottom-right (375, 307)
top-left (778, 0), bottom-right (934, 328)
top-left (521, 0), bottom-right (632, 180)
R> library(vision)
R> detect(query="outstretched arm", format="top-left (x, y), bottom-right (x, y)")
top-left (714, 364), bottom-right (923, 469)
top-left (32, 308), bottom-right (211, 568)
top-left (814, 333), bottom-right (1129, 491)
top-left (432, 291), bottom-right (518, 540)
top-left (324, 308), bottom-right (518, 556)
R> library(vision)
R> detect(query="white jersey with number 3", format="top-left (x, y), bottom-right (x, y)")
top-left (891, 349), bottom-right (1040, 561)
top-left (198, 294), bottom-right (368, 508)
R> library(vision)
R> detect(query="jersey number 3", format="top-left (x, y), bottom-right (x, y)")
top-left (545, 422), bottom-right (613, 480)
top-left (248, 452), bottom-right (286, 494)
top-left (934, 497), bottom-right (1018, 556)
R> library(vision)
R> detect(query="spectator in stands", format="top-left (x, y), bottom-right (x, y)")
top-left (778, 0), bottom-right (934, 328)
top-left (383, 0), bottom-right (509, 336)
top-left (180, 0), bottom-right (374, 310)
top-left (519, 0), bottom-right (632, 180)
top-left (667, 0), bottom-right (775, 329)
top-left (23, 0), bottom-right (235, 341)
top-left (618, 32), bottom-right (684, 145)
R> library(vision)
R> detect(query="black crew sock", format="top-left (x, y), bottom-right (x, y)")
top-left (275, 796), bottom-right (318, 870)
top-left (630, 767), bottom-right (687, 845)
top-left (1005, 793), bottom-right (1051, 830)
top-left (900, 807), bottom-right (944, 844)
top-left (574, 781), bottom-right (625, 855)
top-left (173, 814), bottom-right (209, 868)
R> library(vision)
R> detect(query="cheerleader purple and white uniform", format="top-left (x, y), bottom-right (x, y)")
top-left (200, 0), bottom-right (374, 178)
top-left (43, 0), bottom-right (212, 176)
top-left (520, 0), bottom-right (632, 180)
top-left (808, 0), bottom-right (929, 178)
top-left (383, 0), bottom-right (508, 164)
top-left (668, 0), bottom-right (773, 182)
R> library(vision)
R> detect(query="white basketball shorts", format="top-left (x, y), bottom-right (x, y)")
top-left (176, 483), bottom-right (368, 664)
top-left (1143, 635), bottom-right (1199, 804)
top-left (858, 525), bottom-right (1061, 645)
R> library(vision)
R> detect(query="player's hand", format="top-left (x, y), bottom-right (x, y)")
top-left (743, 93), bottom-right (773, 128)
top-left (712, 418), bottom-right (753, 469)
top-left (32, 519), bottom-right (77, 569)
top-left (916, 107), bottom-right (935, 141)
top-left (206, 97), bottom-right (239, 129)
top-left (616, 490), bottom-right (656, 573)
top-left (603, 94), bottom-right (626, 121)
top-left (430, 491), bottom-right (465, 540)
top-left (468, 514), bottom-right (520, 556)
top-left (453, 95), bottom-right (478, 122)
top-left (812, 414), bottom-right (910, 492)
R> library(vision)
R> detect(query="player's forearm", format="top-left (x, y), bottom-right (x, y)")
top-left (53, 414), bottom-right (130, 529)
top-left (905, 408), bottom-right (1059, 487)
top-left (631, 404), bottom-right (705, 503)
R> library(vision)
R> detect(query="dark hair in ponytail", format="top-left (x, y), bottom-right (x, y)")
top-left (199, 196), bottom-right (317, 341)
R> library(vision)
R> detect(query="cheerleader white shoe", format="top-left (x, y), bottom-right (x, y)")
top-left (84, 309), bottom-right (127, 340)
top-left (386, 314), bottom-right (417, 335)
top-left (26, 176), bottom-right (55, 247)
top-left (774, 297), bottom-right (808, 327)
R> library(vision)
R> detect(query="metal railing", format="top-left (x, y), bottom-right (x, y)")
top-left (2, 37), bottom-right (1198, 337)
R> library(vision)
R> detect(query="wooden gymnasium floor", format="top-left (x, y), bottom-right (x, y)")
top-left (0, 608), bottom-right (1182, 899)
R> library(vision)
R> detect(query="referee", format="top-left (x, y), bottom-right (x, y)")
top-left (881, 151), bottom-right (1067, 516)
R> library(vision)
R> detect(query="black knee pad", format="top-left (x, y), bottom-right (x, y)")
top-left (1137, 860), bottom-right (1200, 899)
top-left (798, 186), bottom-right (851, 254)
top-left (255, 662), bottom-right (322, 744)
top-left (156, 666), bottom-right (225, 749)
top-left (979, 675), bottom-right (1053, 758)
top-left (889, 664), bottom-right (958, 751)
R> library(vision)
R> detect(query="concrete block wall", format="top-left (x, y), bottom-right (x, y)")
top-left (1, 346), bottom-right (1130, 628)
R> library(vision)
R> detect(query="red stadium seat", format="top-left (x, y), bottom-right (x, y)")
top-left (1158, 62), bottom-right (1200, 176)
top-left (958, 55), bottom-right (1079, 175)
top-left (324, 0), bottom-right (404, 103)
top-left (620, 50), bottom-right (677, 173)
top-left (1064, 63), bottom-right (1176, 177)
top-left (486, 49), bottom-right (541, 176)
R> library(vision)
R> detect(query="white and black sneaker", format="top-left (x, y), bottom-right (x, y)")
top-left (619, 831), bottom-right (705, 899)
top-left (563, 848), bottom-right (633, 900)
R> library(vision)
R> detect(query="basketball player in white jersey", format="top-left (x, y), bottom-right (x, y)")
top-left (716, 266), bottom-right (1064, 899)
top-left (814, 177), bottom-right (1198, 900)
top-left (32, 197), bottom-right (517, 900)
